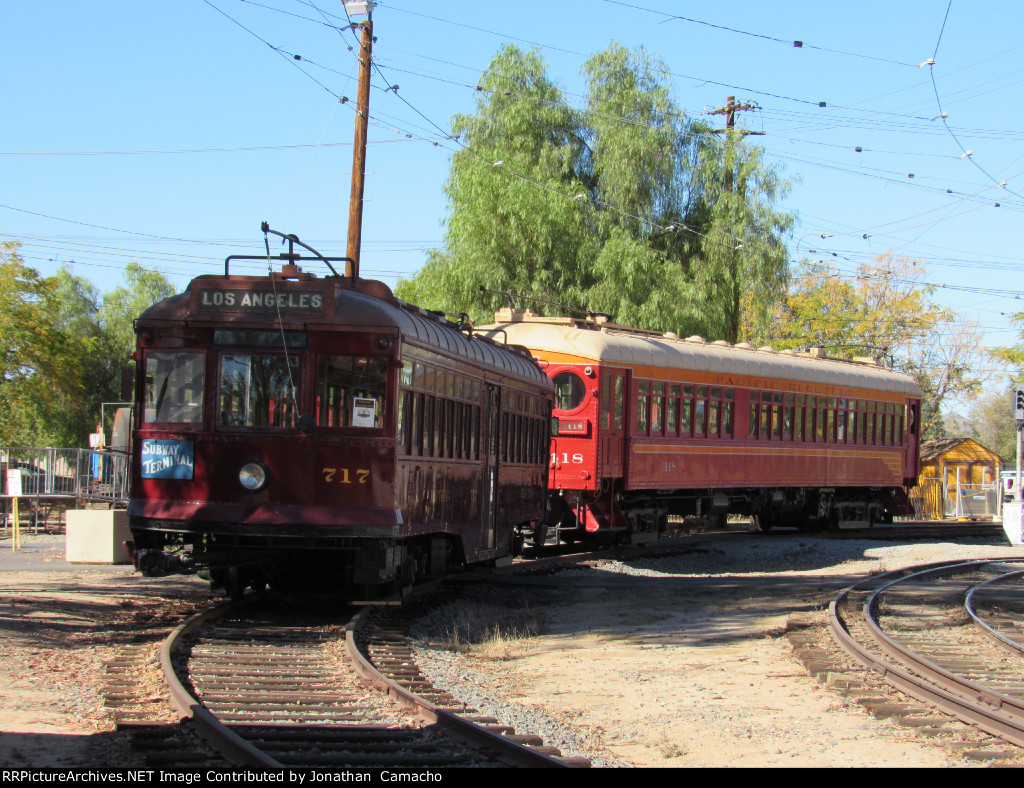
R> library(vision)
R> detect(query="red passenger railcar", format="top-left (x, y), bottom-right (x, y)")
top-left (128, 260), bottom-right (552, 598)
top-left (480, 310), bottom-right (922, 545)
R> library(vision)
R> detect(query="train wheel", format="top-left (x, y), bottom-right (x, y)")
top-left (226, 567), bottom-right (244, 602)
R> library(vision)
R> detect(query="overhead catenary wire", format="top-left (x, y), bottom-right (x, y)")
top-left (7, 0), bottom-right (1020, 362)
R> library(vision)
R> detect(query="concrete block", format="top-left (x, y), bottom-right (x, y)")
top-left (65, 509), bottom-right (131, 564)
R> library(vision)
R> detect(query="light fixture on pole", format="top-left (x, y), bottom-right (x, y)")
top-left (343, 1), bottom-right (376, 17)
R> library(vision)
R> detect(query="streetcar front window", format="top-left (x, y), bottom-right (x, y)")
top-left (316, 356), bottom-right (388, 428)
top-left (144, 352), bottom-right (204, 424)
top-left (219, 354), bottom-right (299, 428)
top-left (553, 371), bottom-right (586, 412)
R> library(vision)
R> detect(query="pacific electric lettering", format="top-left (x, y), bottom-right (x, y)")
top-left (199, 290), bottom-right (324, 313)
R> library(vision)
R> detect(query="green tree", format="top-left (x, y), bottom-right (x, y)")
top-left (49, 265), bottom-right (108, 444)
top-left (398, 43), bottom-right (793, 342)
top-left (580, 44), bottom-right (696, 330)
top-left (0, 243), bottom-right (90, 446)
top-left (100, 261), bottom-right (176, 364)
top-left (0, 246), bottom-right (177, 447)
top-left (397, 46), bottom-right (595, 318)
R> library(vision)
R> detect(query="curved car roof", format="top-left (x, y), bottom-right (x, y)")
top-left (479, 318), bottom-right (922, 397)
top-left (137, 275), bottom-right (551, 389)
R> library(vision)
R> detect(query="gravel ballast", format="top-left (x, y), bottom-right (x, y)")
top-left (410, 532), bottom-right (1024, 767)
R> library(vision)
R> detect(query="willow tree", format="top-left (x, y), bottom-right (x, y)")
top-left (397, 46), bottom-right (595, 320)
top-left (398, 43), bottom-right (793, 341)
top-left (578, 44), bottom-right (698, 331)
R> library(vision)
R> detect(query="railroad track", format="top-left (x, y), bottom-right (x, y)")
top-left (154, 597), bottom-right (587, 768)
top-left (821, 559), bottom-right (1024, 761)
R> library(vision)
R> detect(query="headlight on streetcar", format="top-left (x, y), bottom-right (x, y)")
top-left (239, 461), bottom-right (269, 492)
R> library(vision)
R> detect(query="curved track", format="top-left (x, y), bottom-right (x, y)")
top-left (157, 599), bottom-right (586, 768)
top-left (829, 559), bottom-right (1024, 750)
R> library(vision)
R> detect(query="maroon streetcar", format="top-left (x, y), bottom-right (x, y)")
top-left (479, 309), bottom-right (923, 546)
top-left (127, 250), bottom-right (553, 599)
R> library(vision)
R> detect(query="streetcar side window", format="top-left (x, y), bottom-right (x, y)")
top-left (600, 373), bottom-right (612, 429)
top-left (666, 384), bottom-right (680, 436)
top-left (722, 389), bottom-right (734, 437)
top-left (613, 375), bottom-right (624, 430)
top-left (315, 356), bottom-right (387, 429)
top-left (636, 381), bottom-right (650, 433)
top-left (144, 351), bottom-right (204, 424)
top-left (694, 387), bottom-right (707, 436)
top-left (678, 386), bottom-right (691, 435)
top-left (651, 382), bottom-right (665, 435)
top-left (772, 393), bottom-right (783, 439)
top-left (707, 387), bottom-right (721, 437)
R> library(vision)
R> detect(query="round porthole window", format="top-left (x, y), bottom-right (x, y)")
top-left (552, 371), bottom-right (586, 412)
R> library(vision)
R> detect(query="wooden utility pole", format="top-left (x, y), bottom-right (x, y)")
top-left (346, 19), bottom-right (373, 279)
top-left (708, 96), bottom-right (762, 193)
top-left (708, 96), bottom-right (763, 344)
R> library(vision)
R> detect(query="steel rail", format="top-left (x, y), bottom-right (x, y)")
top-left (159, 600), bottom-right (283, 767)
top-left (965, 568), bottom-right (1024, 656)
top-left (829, 559), bottom-right (1024, 749)
top-left (344, 606), bottom-right (575, 768)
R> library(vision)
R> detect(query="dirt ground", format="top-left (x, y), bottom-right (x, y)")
top-left (421, 536), bottom-right (1024, 768)
top-left (2, 531), bottom-right (1023, 768)
top-left (0, 534), bottom-right (214, 768)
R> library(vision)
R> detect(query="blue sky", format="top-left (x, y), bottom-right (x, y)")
top-left (3, 1), bottom-right (1022, 385)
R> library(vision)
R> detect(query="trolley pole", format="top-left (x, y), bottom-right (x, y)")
top-left (346, 16), bottom-right (373, 279)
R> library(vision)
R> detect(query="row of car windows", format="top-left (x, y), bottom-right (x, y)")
top-left (632, 385), bottom-right (908, 445)
top-left (398, 358), bottom-right (548, 463)
top-left (142, 351), bottom-right (910, 448)
top-left (143, 350), bottom-right (386, 429)
top-left (143, 351), bottom-right (549, 462)
top-left (746, 393), bottom-right (910, 446)
top-left (566, 369), bottom-right (912, 446)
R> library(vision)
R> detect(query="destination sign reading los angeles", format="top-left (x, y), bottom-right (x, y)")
top-left (198, 289), bottom-right (325, 314)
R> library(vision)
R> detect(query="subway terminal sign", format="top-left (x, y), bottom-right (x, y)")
top-left (140, 439), bottom-right (194, 480)
top-left (198, 289), bottom-right (325, 314)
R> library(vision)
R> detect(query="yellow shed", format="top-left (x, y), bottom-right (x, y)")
top-left (912, 438), bottom-right (1002, 519)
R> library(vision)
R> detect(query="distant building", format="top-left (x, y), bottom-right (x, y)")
top-left (912, 438), bottom-right (1002, 519)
